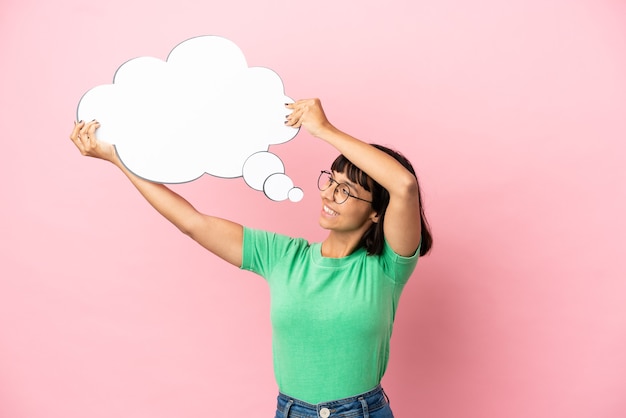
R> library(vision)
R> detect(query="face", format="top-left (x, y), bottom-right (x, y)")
top-left (318, 170), bottom-right (379, 235)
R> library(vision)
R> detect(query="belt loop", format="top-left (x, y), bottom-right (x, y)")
top-left (283, 399), bottom-right (294, 417)
top-left (382, 387), bottom-right (390, 405)
top-left (359, 396), bottom-right (369, 418)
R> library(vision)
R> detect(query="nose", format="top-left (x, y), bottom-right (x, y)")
top-left (320, 185), bottom-right (336, 202)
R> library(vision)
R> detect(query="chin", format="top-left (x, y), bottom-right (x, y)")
top-left (318, 217), bottom-right (332, 230)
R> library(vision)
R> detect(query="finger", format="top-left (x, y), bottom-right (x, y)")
top-left (70, 120), bottom-right (84, 141)
top-left (284, 115), bottom-right (297, 127)
top-left (78, 123), bottom-right (89, 137)
top-left (70, 124), bottom-right (88, 155)
top-left (285, 119), bottom-right (302, 128)
top-left (86, 120), bottom-right (100, 135)
top-left (288, 107), bottom-right (303, 119)
top-left (79, 120), bottom-right (97, 139)
top-left (86, 121), bottom-right (100, 147)
top-left (286, 99), bottom-right (309, 112)
top-left (288, 109), bottom-right (304, 125)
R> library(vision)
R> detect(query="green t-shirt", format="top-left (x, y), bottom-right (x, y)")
top-left (241, 227), bottom-right (419, 404)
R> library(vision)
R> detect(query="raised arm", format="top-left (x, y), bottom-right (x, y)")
top-left (286, 99), bottom-right (421, 257)
top-left (69, 120), bottom-right (243, 267)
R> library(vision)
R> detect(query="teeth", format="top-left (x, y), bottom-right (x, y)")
top-left (323, 205), bottom-right (338, 216)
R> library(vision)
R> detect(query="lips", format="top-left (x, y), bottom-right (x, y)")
top-left (322, 205), bottom-right (339, 216)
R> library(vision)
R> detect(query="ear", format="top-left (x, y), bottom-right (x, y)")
top-left (369, 210), bottom-right (380, 224)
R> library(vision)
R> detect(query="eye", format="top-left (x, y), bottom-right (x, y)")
top-left (338, 184), bottom-right (351, 196)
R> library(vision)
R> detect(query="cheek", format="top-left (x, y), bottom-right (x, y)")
top-left (347, 206), bottom-right (375, 224)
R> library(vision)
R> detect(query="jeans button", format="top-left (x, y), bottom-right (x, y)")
top-left (319, 407), bottom-right (331, 418)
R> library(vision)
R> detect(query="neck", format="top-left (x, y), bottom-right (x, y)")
top-left (321, 231), bottom-right (363, 258)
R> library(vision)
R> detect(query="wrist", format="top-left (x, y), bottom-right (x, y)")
top-left (108, 146), bottom-right (123, 166)
top-left (313, 121), bottom-right (337, 139)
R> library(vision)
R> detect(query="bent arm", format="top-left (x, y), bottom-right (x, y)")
top-left (286, 99), bottom-right (421, 256)
top-left (70, 121), bottom-right (243, 267)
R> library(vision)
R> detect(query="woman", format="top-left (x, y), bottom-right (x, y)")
top-left (69, 98), bottom-right (432, 417)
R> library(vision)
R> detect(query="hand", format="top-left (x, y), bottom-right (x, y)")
top-left (285, 98), bottom-right (335, 138)
top-left (69, 120), bottom-right (116, 162)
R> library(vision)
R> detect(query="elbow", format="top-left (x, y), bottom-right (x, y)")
top-left (179, 224), bottom-right (194, 237)
top-left (176, 214), bottom-right (203, 238)
top-left (394, 172), bottom-right (419, 199)
top-left (177, 221), bottom-right (194, 238)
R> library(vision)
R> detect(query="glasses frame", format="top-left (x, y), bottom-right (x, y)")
top-left (318, 170), bottom-right (373, 204)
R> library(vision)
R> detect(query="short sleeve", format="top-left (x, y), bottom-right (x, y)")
top-left (380, 239), bottom-right (420, 285)
top-left (240, 227), bottom-right (308, 279)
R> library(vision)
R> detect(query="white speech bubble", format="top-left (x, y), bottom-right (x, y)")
top-left (264, 173), bottom-right (295, 202)
top-left (77, 36), bottom-right (302, 201)
top-left (242, 151), bottom-right (285, 191)
top-left (288, 187), bottom-right (304, 203)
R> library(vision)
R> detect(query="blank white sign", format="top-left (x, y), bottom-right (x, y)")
top-left (77, 36), bottom-right (302, 202)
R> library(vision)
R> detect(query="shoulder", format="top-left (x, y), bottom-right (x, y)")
top-left (243, 227), bottom-right (310, 249)
top-left (241, 227), bottom-right (313, 276)
top-left (242, 227), bottom-right (312, 264)
top-left (374, 238), bottom-right (420, 284)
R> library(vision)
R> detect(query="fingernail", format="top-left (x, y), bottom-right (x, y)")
top-left (78, 120), bottom-right (83, 123)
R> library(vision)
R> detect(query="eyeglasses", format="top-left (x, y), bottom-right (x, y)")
top-left (317, 170), bottom-right (373, 204)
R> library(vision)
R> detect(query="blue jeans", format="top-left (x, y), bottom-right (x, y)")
top-left (274, 385), bottom-right (394, 418)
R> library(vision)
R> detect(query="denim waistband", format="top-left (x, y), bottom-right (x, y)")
top-left (276, 385), bottom-right (390, 418)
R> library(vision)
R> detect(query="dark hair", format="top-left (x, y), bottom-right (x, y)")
top-left (330, 144), bottom-right (433, 256)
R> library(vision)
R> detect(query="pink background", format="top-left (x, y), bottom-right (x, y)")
top-left (1, 0), bottom-right (625, 417)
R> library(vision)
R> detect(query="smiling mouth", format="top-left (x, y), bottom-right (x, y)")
top-left (323, 205), bottom-right (339, 216)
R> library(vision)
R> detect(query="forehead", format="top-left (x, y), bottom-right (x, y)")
top-left (331, 170), bottom-right (362, 191)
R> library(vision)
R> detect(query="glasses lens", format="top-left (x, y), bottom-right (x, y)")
top-left (318, 171), bottom-right (332, 191)
top-left (335, 184), bottom-right (350, 204)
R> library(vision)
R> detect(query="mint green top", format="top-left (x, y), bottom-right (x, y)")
top-left (241, 227), bottom-right (419, 404)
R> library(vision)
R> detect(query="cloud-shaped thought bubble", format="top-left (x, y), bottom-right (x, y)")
top-left (77, 35), bottom-right (302, 202)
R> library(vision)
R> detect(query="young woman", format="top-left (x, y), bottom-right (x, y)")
top-left (69, 98), bottom-right (432, 418)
